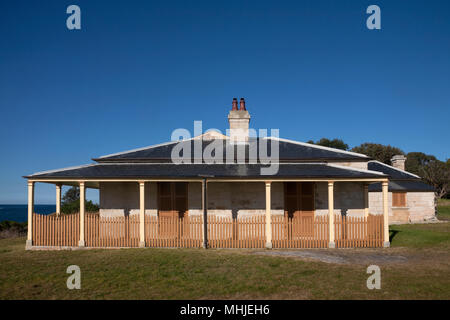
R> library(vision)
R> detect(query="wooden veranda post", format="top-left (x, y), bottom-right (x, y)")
top-left (26, 181), bottom-right (34, 249)
top-left (364, 183), bottom-right (369, 218)
top-left (56, 184), bottom-right (61, 216)
top-left (202, 179), bottom-right (208, 249)
top-left (265, 181), bottom-right (272, 249)
top-left (78, 181), bottom-right (86, 247)
top-left (328, 181), bottom-right (335, 248)
top-left (382, 181), bottom-right (390, 247)
top-left (139, 181), bottom-right (145, 247)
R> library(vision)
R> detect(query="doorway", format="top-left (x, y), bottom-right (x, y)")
top-left (284, 182), bottom-right (315, 237)
top-left (157, 182), bottom-right (188, 238)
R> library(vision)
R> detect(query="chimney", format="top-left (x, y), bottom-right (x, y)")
top-left (228, 98), bottom-right (250, 143)
top-left (391, 155), bottom-right (406, 171)
top-left (239, 98), bottom-right (246, 111)
top-left (232, 98), bottom-right (238, 111)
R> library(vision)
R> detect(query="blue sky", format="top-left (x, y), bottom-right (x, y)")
top-left (0, 0), bottom-right (449, 204)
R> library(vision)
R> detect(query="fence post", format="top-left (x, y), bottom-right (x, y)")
top-left (139, 181), bottom-right (146, 247)
top-left (265, 181), bottom-right (272, 249)
top-left (382, 181), bottom-right (390, 247)
top-left (78, 181), bottom-right (85, 247)
top-left (26, 181), bottom-right (34, 249)
top-left (328, 181), bottom-right (335, 248)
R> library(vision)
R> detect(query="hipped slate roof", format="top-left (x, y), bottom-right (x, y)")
top-left (93, 137), bottom-right (370, 163)
top-left (368, 161), bottom-right (420, 179)
top-left (367, 161), bottom-right (434, 192)
top-left (25, 163), bottom-right (385, 180)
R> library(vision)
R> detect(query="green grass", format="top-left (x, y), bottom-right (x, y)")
top-left (390, 223), bottom-right (450, 248)
top-left (1, 222), bottom-right (449, 300)
top-left (388, 200), bottom-right (450, 248)
top-left (437, 199), bottom-right (450, 220)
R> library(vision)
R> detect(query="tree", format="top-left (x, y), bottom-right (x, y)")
top-left (419, 159), bottom-right (450, 199)
top-left (61, 186), bottom-right (99, 214)
top-left (351, 143), bottom-right (404, 164)
top-left (405, 152), bottom-right (437, 176)
top-left (62, 186), bottom-right (79, 204)
top-left (307, 138), bottom-right (349, 150)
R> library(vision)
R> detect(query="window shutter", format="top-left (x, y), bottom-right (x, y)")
top-left (392, 192), bottom-right (406, 207)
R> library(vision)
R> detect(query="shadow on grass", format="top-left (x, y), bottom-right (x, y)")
top-left (389, 229), bottom-right (400, 243)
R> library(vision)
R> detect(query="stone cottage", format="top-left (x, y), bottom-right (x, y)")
top-left (368, 155), bottom-right (436, 223)
top-left (24, 98), bottom-right (435, 249)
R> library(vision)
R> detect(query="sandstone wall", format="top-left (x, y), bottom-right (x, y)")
top-left (99, 181), bottom-right (366, 218)
top-left (369, 191), bottom-right (435, 223)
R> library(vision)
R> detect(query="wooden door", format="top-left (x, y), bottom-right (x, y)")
top-left (158, 182), bottom-right (188, 238)
top-left (284, 182), bottom-right (315, 238)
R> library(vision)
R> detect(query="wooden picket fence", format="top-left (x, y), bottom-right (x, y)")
top-left (31, 212), bottom-right (384, 249)
top-left (145, 215), bottom-right (203, 248)
top-left (335, 214), bottom-right (384, 248)
top-left (32, 212), bottom-right (79, 247)
top-left (208, 215), bottom-right (266, 248)
top-left (85, 213), bottom-right (140, 247)
top-left (272, 215), bottom-right (329, 248)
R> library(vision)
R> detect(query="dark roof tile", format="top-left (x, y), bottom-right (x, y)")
top-left (369, 180), bottom-right (435, 192)
top-left (94, 138), bottom-right (369, 162)
top-left (26, 163), bottom-right (385, 180)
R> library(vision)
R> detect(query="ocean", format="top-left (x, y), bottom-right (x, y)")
top-left (0, 204), bottom-right (56, 222)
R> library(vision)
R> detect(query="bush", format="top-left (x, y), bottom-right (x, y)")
top-left (0, 221), bottom-right (27, 239)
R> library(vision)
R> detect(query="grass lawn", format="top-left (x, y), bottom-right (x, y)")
top-left (0, 203), bottom-right (448, 300)
top-left (389, 201), bottom-right (450, 248)
top-left (437, 199), bottom-right (450, 221)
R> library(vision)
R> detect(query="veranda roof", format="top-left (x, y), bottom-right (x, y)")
top-left (367, 161), bottom-right (434, 192)
top-left (25, 163), bottom-right (386, 180)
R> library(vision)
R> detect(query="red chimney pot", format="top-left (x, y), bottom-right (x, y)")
top-left (232, 98), bottom-right (238, 110)
top-left (239, 98), bottom-right (246, 111)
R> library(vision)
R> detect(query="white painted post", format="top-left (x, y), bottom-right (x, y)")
top-left (382, 181), bottom-right (390, 247)
top-left (265, 182), bottom-right (272, 249)
top-left (328, 181), bottom-right (335, 248)
top-left (56, 184), bottom-right (61, 216)
top-left (139, 181), bottom-right (145, 247)
top-left (202, 179), bottom-right (208, 249)
top-left (26, 181), bottom-right (34, 249)
top-left (79, 181), bottom-right (85, 247)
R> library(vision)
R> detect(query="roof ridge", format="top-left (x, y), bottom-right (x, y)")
top-left (265, 137), bottom-right (370, 158)
top-left (369, 160), bottom-right (420, 179)
top-left (78, 162), bottom-right (333, 166)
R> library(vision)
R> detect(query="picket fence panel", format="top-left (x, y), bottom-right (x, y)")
top-left (208, 215), bottom-right (266, 248)
top-left (31, 212), bottom-right (384, 248)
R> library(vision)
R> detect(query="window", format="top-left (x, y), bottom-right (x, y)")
top-left (392, 192), bottom-right (406, 207)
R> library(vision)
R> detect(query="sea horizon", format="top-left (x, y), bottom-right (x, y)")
top-left (0, 204), bottom-right (56, 223)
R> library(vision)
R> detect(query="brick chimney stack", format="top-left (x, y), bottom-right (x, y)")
top-left (391, 155), bottom-right (407, 171)
top-left (228, 97), bottom-right (250, 143)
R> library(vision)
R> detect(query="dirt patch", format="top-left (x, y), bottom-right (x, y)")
top-left (253, 249), bottom-right (409, 265)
